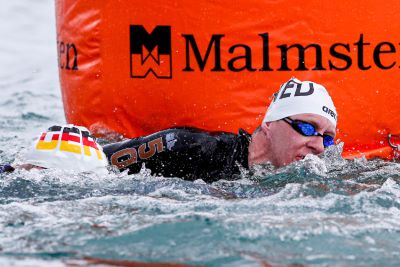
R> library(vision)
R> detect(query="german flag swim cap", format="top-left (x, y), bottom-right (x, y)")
top-left (24, 124), bottom-right (108, 174)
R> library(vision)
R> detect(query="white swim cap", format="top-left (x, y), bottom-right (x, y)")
top-left (24, 124), bottom-right (108, 174)
top-left (263, 78), bottom-right (337, 127)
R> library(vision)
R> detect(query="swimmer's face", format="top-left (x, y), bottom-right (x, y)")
top-left (262, 113), bottom-right (336, 168)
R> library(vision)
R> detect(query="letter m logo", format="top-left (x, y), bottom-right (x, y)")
top-left (130, 25), bottom-right (172, 79)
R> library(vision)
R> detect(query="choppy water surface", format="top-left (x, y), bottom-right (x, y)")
top-left (1, 1), bottom-right (400, 267)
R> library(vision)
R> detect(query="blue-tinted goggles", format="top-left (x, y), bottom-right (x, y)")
top-left (282, 117), bottom-right (334, 148)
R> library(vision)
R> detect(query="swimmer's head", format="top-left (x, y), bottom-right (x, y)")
top-left (249, 78), bottom-right (337, 168)
top-left (263, 77), bottom-right (337, 127)
top-left (24, 124), bottom-right (108, 174)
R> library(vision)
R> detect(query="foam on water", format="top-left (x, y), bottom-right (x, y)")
top-left (1, 150), bottom-right (400, 266)
top-left (1, 1), bottom-right (400, 267)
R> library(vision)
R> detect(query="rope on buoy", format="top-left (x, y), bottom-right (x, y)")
top-left (388, 134), bottom-right (400, 150)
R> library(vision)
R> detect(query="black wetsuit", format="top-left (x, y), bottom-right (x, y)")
top-left (102, 127), bottom-right (251, 182)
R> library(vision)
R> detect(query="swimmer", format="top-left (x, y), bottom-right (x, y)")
top-left (1, 78), bottom-right (337, 183)
top-left (102, 77), bottom-right (337, 182)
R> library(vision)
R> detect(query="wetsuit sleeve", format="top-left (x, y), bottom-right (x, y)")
top-left (103, 130), bottom-right (168, 174)
top-left (102, 127), bottom-right (247, 182)
top-left (103, 128), bottom-right (206, 177)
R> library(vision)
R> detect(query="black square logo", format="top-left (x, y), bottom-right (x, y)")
top-left (130, 25), bottom-right (172, 79)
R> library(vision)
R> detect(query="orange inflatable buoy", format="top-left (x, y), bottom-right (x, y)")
top-left (55, 0), bottom-right (400, 160)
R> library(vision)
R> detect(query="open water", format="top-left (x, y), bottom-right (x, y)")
top-left (1, 1), bottom-right (400, 266)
